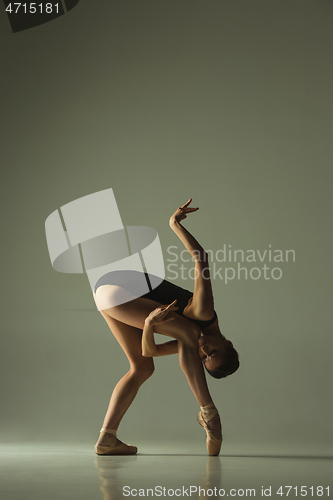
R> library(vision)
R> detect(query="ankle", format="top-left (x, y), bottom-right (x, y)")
top-left (100, 427), bottom-right (117, 436)
top-left (200, 402), bottom-right (216, 411)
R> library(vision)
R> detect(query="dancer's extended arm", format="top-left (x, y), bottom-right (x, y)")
top-left (142, 300), bottom-right (179, 357)
top-left (169, 199), bottom-right (214, 320)
top-left (142, 321), bottom-right (178, 357)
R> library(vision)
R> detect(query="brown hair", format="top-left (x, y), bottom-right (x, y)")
top-left (205, 346), bottom-right (240, 379)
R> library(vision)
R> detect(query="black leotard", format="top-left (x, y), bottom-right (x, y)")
top-left (94, 270), bottom-right (217, 329)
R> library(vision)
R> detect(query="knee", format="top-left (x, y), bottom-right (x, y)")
top-left (131, 359), bottom-right (155, 382)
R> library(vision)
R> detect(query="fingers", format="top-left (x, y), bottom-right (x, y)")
top-left (158, 306), bottom-right (179, 314)
top-left (160, 299), bottom-right (177, 309)
top-left (178, 199), bottom-right (199, 213)
top-left (155, 300), bottom-right (178, 318)
top-left (149, 300), bottom-right (179, 324)
top-left (181, 198), bottom-right (192, 208)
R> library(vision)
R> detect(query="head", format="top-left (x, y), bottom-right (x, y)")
top-left (198, 335), bottom-right (240, 379)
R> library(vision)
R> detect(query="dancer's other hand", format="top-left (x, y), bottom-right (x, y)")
top-left (145, 300), bottom-right (179, 326)
top-left (169, 198), bottom-right (199, 226)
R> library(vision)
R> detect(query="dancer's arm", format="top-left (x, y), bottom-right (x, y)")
top-left (142, 320), bottom-right (178, 357)
top-left (169, 199), bottom-right (214, 319)
top-left (142, 300), bottom-right (179, 357)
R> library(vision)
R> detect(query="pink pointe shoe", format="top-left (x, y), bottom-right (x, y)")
top-left (95, 428), bottom-right (137, 455)
top-left (197, 403), bottom-right (223, 456)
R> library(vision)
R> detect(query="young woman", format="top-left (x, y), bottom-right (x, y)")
top-left (93, 199), bottom-right (239, 456)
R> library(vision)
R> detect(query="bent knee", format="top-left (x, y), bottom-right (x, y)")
top-left (131, 359), bottom-right (155, 381)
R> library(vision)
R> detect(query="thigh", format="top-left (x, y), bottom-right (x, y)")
top-left (99, 309), bottom-right (151, 368)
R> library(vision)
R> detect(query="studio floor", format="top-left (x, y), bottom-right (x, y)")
top-left (1, 443), bottom-right (332, 500)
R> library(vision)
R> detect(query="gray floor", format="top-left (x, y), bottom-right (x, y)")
top-left (1, 444), bottom-right (332, 500)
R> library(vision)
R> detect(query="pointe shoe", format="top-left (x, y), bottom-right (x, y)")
top-left (95, 428), bottom-right (138, 455)
top-left (197, 403), bottom-right (223, 456)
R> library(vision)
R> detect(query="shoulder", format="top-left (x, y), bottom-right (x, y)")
top-left (183, 298), bottom-right (216, 323)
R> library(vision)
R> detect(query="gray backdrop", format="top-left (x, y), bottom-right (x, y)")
top-left (1, 0), bottom-right (332, 456)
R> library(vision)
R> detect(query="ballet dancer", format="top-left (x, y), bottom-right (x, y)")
top-left (93, 199), bottom-right (239, 456)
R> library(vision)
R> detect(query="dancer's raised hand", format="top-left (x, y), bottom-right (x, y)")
top-left (170, 198), bottom-right (199, 225)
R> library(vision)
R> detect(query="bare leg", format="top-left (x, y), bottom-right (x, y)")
top-left (98, 311), bottom-right (154, 431)
top-left (99, 296), bottom-right (221, 439)
top-left (177, 340), bottom-right (222, 440)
